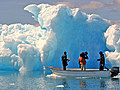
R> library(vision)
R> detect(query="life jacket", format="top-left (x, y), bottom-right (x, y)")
top-left (79, 57), bottom-right (86, 65)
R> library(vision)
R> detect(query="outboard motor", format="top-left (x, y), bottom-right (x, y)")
top-left (110, 67), bottom-right (119, 77)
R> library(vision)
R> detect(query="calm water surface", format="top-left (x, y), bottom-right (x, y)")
top-left (0, 69), bottom-right (120, 90)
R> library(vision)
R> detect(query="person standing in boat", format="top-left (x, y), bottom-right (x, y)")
top-left (79, 52), bottom-right (88, 71)
top-left (96, 51), bottom-right (105, 71)
top-left (62, 51), bottom-right (70, 70)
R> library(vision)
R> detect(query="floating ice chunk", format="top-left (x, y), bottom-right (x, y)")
top-left (56, 85), bottom-right (64, 87)
top-left (9, 83), bottom-right (15, 85)
top-left (46, 74), bottom-right (62, 78)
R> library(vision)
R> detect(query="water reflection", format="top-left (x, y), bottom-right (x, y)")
top-left (0, 71), bottom-right (19, 76)
top-left (79, 78), bottom-right (107, 89)
top-left (0, 71), bottom-right (119, 90)
top-left (108, 77), bottom-right (120, 89)
top-left (111, 78), bottom-right (119, 82)
top-left (62, 79), bottom-right (70, 89)
top-left (100, 79), bottom-right (106, 88)
top-left (52, 77), bottom-right (109, 89)
top-left (80, 80), bottom-right (86, 88)
top-left (58, 77), bottom-right (108, 89)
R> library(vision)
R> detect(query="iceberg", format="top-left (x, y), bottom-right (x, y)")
top-left (0, 4), bottom-right (119, 71)
top-left (105, 25), bottom-right (120, 66)
top-left (0, 24), bottom-right (44, 71)
top-left (25, 4), bottom-right (111, 69)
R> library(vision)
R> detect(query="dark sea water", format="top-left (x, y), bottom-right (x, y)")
top-left (0, 69), bottom-right (120, 90)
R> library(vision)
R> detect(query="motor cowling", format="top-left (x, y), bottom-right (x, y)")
top-left (110, 67), bottom-right (119, 77)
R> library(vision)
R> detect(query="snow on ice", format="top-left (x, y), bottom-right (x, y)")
top-left (0, 4), bottom-right (119, 71)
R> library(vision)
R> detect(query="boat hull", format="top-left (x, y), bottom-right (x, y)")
top-left (51, 69), bottom-right (111, 77)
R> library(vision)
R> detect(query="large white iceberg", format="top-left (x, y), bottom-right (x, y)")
top-left (25, 4), bottom-right (111, 68)
top-left (0, 4), bottom-right (119, 71)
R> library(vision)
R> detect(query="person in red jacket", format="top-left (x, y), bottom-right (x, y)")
top-left (79, 52), bottom-right (88, 71)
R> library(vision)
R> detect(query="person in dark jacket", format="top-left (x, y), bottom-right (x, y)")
top-left (96, 51), bottom-right (105, 71)
top-left (62, 51), bottom-right (69, 70)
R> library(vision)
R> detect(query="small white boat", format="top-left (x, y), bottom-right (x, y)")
top-left (47, 67), bottom-right (119, 78)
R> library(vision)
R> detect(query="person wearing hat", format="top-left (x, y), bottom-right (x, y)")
top-left (96, 51), bottom-right (105, 71)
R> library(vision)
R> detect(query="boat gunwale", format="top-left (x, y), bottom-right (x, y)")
top-left (50, 67), bottom-right (110, 72)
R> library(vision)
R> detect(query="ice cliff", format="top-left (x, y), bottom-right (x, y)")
top-left (0, 4), bottom-right (119, 71)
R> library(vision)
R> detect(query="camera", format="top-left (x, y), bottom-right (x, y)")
top-left (84, 52), bottom-right (88, 55)
top-left (81, 52), bottom-right (88, 59)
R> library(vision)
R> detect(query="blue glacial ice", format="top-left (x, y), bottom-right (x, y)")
top-left (0, 4), bottom-right (120, 71)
